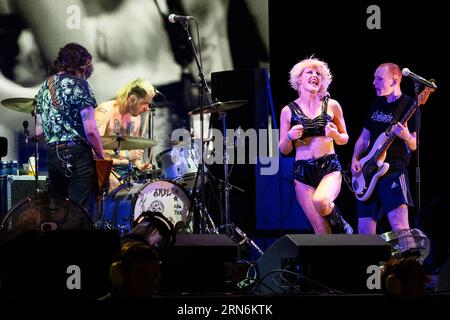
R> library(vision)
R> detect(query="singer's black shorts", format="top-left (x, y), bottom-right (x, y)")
top-left (293, 153), bottom-right (342, 188)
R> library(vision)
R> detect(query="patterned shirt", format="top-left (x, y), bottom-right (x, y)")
top-left (36, 73), bottom-right (97, 144)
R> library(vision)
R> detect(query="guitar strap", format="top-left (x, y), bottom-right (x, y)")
top-left (386, 95), bottom-right (409, 134)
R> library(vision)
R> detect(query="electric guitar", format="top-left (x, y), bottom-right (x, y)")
top-left (352, 86), bottom-right (435, 201)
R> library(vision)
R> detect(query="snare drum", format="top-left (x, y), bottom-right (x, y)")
top-left (156, 143), bottom-right (207, 190)
top-left (103, 180), bottom-right (192, 236)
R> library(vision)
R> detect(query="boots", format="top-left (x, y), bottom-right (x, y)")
top-left (325, 206), bottom-right (353, 234)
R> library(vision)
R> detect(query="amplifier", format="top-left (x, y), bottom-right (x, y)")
top-left (0, 175), bottom-right (48, 220)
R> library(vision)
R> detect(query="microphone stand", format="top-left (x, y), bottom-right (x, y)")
top-left (180, 19), bottom-right (213, 233)
top-left (31, 105), bottom-right (41, 195)
top-left (413, 80), bottom-right (422, 228)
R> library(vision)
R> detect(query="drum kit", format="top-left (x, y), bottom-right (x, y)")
top-left (1, 96), bottom-right (263, 256)
top-left (100, 99), bottom-right (249, 239)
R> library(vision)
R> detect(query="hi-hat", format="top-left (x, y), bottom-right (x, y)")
top-left (1, 98), bottom-right (35, 113)
top-left (102, 135), bottom-right (157, 150)
top-left (188, 100), bottom-right (247, 115)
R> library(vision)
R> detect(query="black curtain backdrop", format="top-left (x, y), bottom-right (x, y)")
top-left (269, 0), bottom-right (449, 270)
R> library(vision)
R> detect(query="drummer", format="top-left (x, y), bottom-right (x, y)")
top-left (95, 79), bottom-right (156, 192)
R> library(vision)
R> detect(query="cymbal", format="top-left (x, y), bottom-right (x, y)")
top-left (1, 98), bottom-right (35, 113)
top-left (188, 100), bottom-right (247, 115)
top-left (101, 135), bottom-right (157, 150)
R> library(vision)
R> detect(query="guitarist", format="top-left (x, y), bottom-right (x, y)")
top-left (351, 63), bottom-right (416, 234)
top-left (35, 43), bottom-right (105, 218)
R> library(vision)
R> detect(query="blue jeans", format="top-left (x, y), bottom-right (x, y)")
top-left (47, 144), bottom-right (95, 217)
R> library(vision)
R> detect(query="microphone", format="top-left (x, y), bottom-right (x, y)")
top-left (402, 68), bottom-right (437, 89)
top-left (168, 14), bottom-right (194, 23)
top-left (23, 120), bottom-right (29, 144)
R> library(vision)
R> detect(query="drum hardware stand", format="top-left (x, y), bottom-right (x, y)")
top-left (218, 111), bottom-right (264, 257)
top-left (190, 194), bottom-right (218, 234)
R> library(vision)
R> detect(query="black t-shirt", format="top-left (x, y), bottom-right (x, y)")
top-left (364, 94), bottom-right (416, 172)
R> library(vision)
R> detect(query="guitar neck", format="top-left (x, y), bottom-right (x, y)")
top-left (372, 101), bottom-right (418, 160)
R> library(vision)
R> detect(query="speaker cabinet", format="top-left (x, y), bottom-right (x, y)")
top-left (159, 234), bottom-right (238, 294)
top-left (0, 175), bottom-right (48, 220)
top-left (256, 234), bottom-right (392, 293)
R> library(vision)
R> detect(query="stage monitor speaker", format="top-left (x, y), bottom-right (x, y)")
top-left (158, 234), bottom-right (238, 294)
top-left (256, 234), bottom-right (392, 293)
top-left (0, 193), bottom-right (93, 242)
top-left (0, 229), bottom-right (120, 299)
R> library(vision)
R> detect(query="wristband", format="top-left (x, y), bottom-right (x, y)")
top-left (287, 132), bottom-right (293, 141)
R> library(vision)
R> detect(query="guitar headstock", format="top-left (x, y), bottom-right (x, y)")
top-left (418, 82), bottom-right (436, 106)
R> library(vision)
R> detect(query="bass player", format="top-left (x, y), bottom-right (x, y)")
top-left (351, 63), bottom-right (417, 234)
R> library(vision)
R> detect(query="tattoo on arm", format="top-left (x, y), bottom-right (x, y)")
top-left (81, 110), bottom-right (92, 121)
top-left (128, 122), bottom-right (135, 135)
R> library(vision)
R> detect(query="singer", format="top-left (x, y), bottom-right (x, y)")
top-left (352, 63), bottom-right (417, 234)
top-left (279, 57), bottom-right (352, 234)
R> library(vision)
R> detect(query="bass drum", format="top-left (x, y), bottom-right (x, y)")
top-left (0, 194), bottom-right (93, 243)
top-left (103, 180), bottom-right (193, 237)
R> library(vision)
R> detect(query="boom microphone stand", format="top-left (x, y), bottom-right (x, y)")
top-left (179, 18), bottom-right (213, 233)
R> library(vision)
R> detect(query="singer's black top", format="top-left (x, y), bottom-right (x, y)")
top-left (288, 98), bottom-right (332, 139)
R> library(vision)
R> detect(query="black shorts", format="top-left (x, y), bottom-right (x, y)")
top-left (356, 171), bottom-right (414, 219)
top-left (293, 154), bottom-right (342, 188)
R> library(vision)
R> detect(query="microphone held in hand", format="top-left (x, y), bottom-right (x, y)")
top-left (402, 68), bottom-right (437, 89)
top-left (168, 13), bottom-right (194, 23)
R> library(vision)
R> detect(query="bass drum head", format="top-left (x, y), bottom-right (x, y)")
top-left (132, 180), bottom-right (192, 232)
top-left (0, 194), bottom-right (93, 243)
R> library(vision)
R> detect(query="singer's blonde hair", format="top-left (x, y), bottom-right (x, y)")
top-left (289, 56), bottom-right (332, 97)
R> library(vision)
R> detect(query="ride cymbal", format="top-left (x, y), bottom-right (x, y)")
top-left (1, 98), bottom-right (35, 113)
top-left (188, 100), bottom-right (247, 115)
top-left (101, 135), bottom-right (157, 150)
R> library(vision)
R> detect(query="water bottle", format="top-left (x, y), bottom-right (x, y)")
top-left (10, 160), bottom-right (19, 175)
top-left (0, 160), bottom-right (8, 176)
